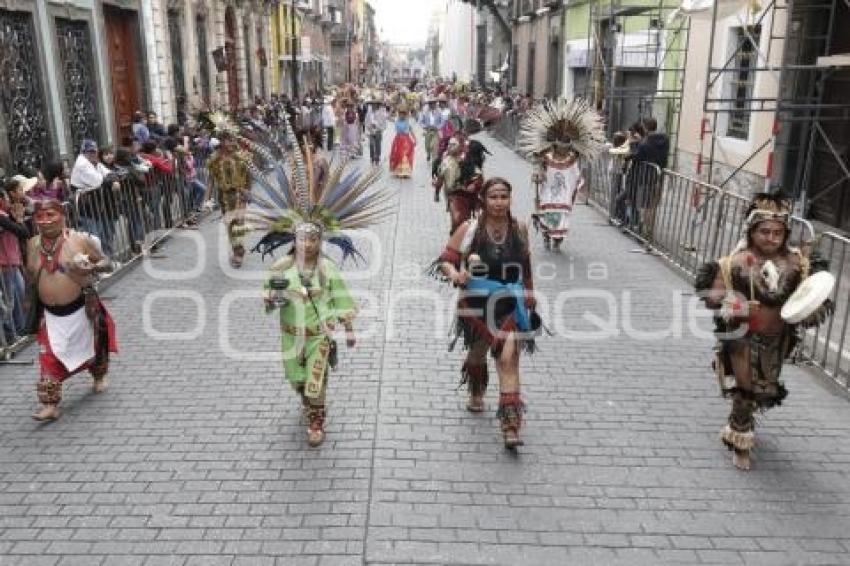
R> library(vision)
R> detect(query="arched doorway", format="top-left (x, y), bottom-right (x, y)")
top-left (224, 6), bottom-right (239, 112)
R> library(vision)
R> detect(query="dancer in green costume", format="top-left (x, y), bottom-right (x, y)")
top-left (263, 232), bottom-right (357, 446)
top-left (247, 118), bottom-right (393, 447)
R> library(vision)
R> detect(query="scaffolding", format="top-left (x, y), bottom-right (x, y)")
top-left (583, 0), bottom-right (690, 164)
top-left (700, 0), bottom-right (850, 225)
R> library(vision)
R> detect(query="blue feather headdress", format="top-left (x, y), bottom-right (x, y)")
top-left (234, 114), bottom-right (394, 262)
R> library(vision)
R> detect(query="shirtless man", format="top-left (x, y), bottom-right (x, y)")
top-left (25, 199), bottom-right (117, 421)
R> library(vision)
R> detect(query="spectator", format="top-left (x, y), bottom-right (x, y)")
top-left (634, 117), bottom-right (669, 237)
top-left (69, 139), bottom-right (116, 254)
top-left (69, 139), bottom-right (104, 191)
top-left (637, 117), bottom-right (670, 169)
top-left (174, 145), bottom-right (207, 225)
top-left (123, 136), bottom-right (153, 174)
top-left (139, 141), bottom-right (174, 174)
top-left (300, 99), bottom-right (312, 130)
top-left (247, 106), bottom-right (265, 131)
top-left (139, 140), bottom-right (175, 229)
top-left (28, 162), bottom-right (68, 203)
top-left (162, 137), bottom-right (179, 160)
top-left (0, 182), bottom-right (30, 341)
top-left (115, 147), bottom-right (148, 251)
top-left (132, 111), bottom-right (150, 143)
top-left (622, 122), bottom-right (647, 229)
top-left (192, 134), bottom-right (211, 171)
top-left (95, 146), bottom-right (126, 253)
top-left (609, 131), bottom-right (631, 225)
top-left (147, 111), bottom-right (167, 140)
top-left (9, 174), bottom-right (37, 212)
top-left (166, 123), bottom-right (182, 147)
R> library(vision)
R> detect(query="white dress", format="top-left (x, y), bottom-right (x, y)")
top-left (536, 157), bottom-right (581, 239)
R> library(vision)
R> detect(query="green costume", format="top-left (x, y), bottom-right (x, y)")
top-left (264, 257), bottom-right (357, 403)
top-left (237, 108), bottom-right (391, 446)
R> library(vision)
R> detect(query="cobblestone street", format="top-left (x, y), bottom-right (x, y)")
top-left (2, 131), bottom-right (850, 566)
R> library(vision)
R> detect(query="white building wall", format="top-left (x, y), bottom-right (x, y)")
top-left (678, 6), bottom-right (784, 195)
top-left (437, 0), bottom-right (476, 83)
top-left (141, 0), bottom-right (165, 120)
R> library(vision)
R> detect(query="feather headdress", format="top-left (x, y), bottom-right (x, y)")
top-left (194, 108), bottom-right (241, 138)
top-left (745, 192), bottom-right (792, 228)
top-left (518, 98), bottom-right (606, 159)
top-left (243, 116), bottom-right (395, 262)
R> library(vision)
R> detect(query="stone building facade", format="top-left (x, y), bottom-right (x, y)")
top-left (510, 0), bottom-right (563, 99)
top-left (0, 0), bottom-right (271, 172)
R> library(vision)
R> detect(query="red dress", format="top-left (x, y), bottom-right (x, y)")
top-left (389, 118), bottom-right (415, 178)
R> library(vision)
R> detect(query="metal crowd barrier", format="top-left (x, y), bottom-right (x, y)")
top-left (492, 111), bottom-right (520, 148)
top-left (68, 161), bottom-right (203, 264)
top-left (797, 232), bottom-right (850, 388)
top-left (0, 150), bottom-right (213, 361)
top-left (490, 108), bottom-right (850, 389)
top-left (583, 152), bottom-right (849, 389)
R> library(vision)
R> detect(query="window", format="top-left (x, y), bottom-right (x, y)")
top-left (196, 13), bottom-right (210, 102)
top-left (726, 25), bottom-right (761, 140)
top-left (168, 10), bottom-right (186, 101)
top-left (527, 42), bottom-right (535, 96)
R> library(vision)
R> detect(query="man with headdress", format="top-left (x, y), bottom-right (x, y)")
top-left (695, 194), bottom-right (832, 470)
top-left (519, 99), bottom-right (604, 251)
top-left (207, 131), bottom-right (252, 268)
top-left (251, 115), bottom-right (392, 447)
top-left (262, 220), bottom-right (358, 447)
top-left (24, 199), bottom-right (118, 421)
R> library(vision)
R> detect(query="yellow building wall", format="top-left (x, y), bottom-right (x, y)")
top-left (269, 5), bottom-right (306, 94)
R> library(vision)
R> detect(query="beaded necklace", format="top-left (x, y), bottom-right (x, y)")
top-left (38, 231), bottom-right (67, 274)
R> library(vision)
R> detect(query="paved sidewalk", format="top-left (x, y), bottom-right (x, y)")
top-left (1, 130), bottom-right (849, 566)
